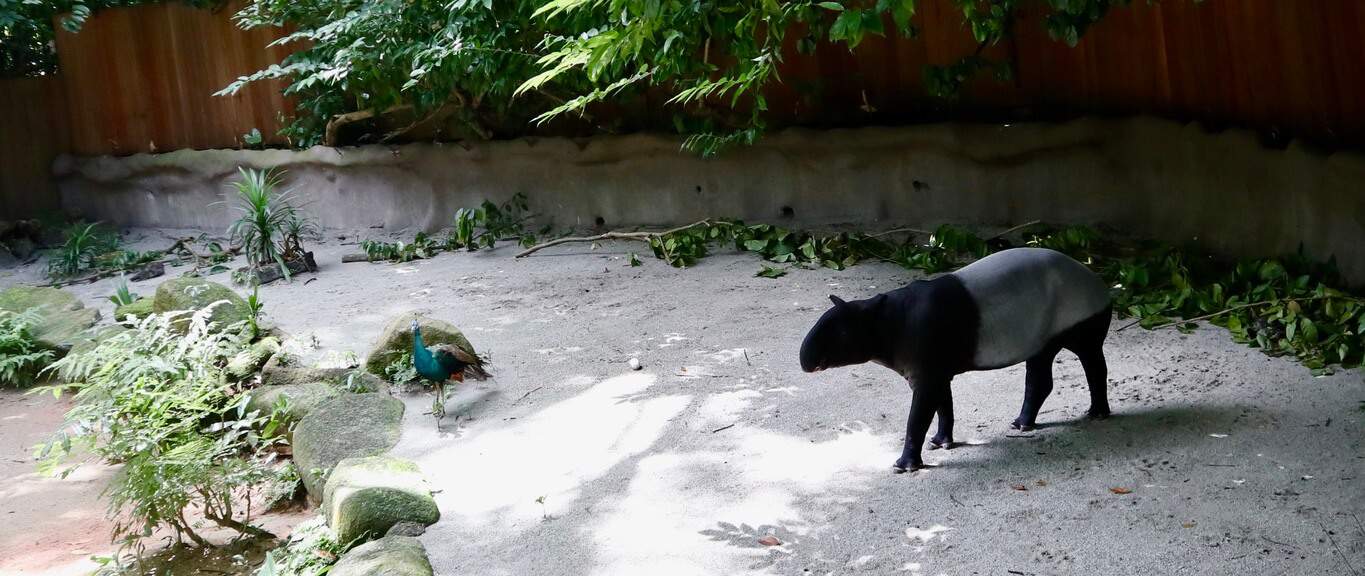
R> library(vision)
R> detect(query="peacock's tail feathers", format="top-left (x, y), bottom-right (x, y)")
top-left (429, 343), bottom-right (492, 380)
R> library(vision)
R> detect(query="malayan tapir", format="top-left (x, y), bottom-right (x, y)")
top-left (799, 247), bottom-right (1113, 472)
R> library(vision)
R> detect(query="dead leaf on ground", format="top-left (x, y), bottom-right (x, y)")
top-left (1035, 480), bottom-right (1048, 487)
top-left (1182, 522), bottom-right (1196, 528)
top-left (758, 535), bottom-right (782, 546)
top-left (1011, 484), bottom-right (1028, 491)
top-left (1109, 487), bottom-right (1133, 495)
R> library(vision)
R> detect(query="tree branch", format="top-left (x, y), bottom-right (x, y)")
top-left (515, 220), bottom-right (712, 258)
top-left (325, 104), bottom-right (413, 147)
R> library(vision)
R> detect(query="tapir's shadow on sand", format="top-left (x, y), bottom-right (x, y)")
top-left (931, 403), bottom-right (1256, 473)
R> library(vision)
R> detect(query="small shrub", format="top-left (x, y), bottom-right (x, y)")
top-left (37, 307), bottom-right (290, 549)
top-left (226, 167), bottom-right (315, 277)
top-left (0, 309), bottom-right (54, 386)
top-left (47, 221), bottom-right (119, 278)
top-left (107, 276), bottom-right (139, 307)
top-left (383, 351), bottom-right (417, 385)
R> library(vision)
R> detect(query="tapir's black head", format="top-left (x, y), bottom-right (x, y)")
top-left (800, 294), bottom-right (882, 373)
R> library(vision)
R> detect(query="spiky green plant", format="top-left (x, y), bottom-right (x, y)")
top-left (226, 167), bottom-right (313, 278)
top-left (107, 276), bottom-right (138, 307)
top-left (47, 221), bottom-right (118, 278)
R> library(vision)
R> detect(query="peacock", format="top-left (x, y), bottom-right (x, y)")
top-left (411, 319), bottom-right (490, 418)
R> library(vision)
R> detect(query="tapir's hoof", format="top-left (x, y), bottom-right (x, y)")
top-left (927, 436), bottom-right (956, 450)
top-left (1010, 419), bottom-right (1036, 432)
top-left (1086, 408), bottom-right (1111, 420)
top-left (892, 459), bottom-right (932, 473)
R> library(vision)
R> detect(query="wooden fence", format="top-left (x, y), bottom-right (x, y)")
top-left (52, 1), bottom-right (293, 155)
top-left (766, 0), bottom-right (1365, 142)
top-left (0, 76), bottom-right (68, 216)
top-left (2, 0), bottom-right (1364, 216)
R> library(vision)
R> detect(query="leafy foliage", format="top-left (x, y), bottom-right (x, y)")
top-left (383, 351), bottom-right (418, 385)
top-left (226, 167), bottom-right (316, 277)
top-left (254, 516), bottom-right (344, 576)
top-left (220, 0), bottom-right (1166, 153)
top-left (361, 193), bottom-right (534, 262)
top-left (36, 307), bottom-right (292, 549)
top-left (0, 309), bottom-right (54, 386)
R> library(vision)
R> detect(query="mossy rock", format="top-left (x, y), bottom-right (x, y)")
top-left (323, 456), bottom-right (439, 546)
top-left (365, 312), bottom-right (477, 376)
top-left (0, 286), bottom-right (99, 352)
top-left (226, 337), bottom-right (281, 380)
top-left (329, 536), bottom-right (433, 576)
top-left (113, 297), bottom-right (155, 322)
top-left (262, 364), bottom-right (384, 392)
top-left (151, 278), bottom-right (248, 331)
top-left (293, 394), bottom-right (405, 504)
top-left (246, 382), bottom-right (341, 426)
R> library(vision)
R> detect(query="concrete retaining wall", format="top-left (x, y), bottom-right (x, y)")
top-left (52, 117), bottom-right (1365, 284)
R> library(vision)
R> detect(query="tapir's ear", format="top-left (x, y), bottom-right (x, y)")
top-left (829, 295), bottom-right (846, 307)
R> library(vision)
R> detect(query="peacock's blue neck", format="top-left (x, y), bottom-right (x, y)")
top-left (412, 325), bottom-right (441, 380)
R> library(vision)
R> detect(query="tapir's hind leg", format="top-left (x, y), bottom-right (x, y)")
top-left (1064, 306), bottom-right (1113, 419)
top-left (929, 385), bottom-right (955, 450)
top-left (1012, 344), bottom-right (1061, 431)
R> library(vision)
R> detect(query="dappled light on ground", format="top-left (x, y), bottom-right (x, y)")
top-left (402, 372), bottom-right (689, 530)
top-left (589, 423), bottom-right (890, 575)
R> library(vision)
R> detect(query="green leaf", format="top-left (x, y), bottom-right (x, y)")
top-left (756, 265), bottom-right (787, 279)
top-left (830, 9), bottom-right (866, 48)
top-left (818, 1), bottom-right (845, 10)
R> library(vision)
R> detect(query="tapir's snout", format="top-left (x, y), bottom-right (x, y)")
top-left (799, 335), bottom-right (823, 373)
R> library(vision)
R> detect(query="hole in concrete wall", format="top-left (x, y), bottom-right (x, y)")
top-left (595, 216), bottom-right (606, 227)
top-left (912, 180), bottom-right (930, 191)
top-left (695, 185), bottom-right (703, 194)
top-left (780, 206), bottom-right (795, 219)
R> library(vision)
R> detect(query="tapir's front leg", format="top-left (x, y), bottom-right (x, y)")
top-left (894, 376), bottom-right (945, 473)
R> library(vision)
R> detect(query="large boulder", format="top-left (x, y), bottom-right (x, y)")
top-left (113, 297), bottom-right (155, 322)
top-left (0, 286), bottom-right (100, 352)
top-left (246, 382), bottom-right (341, 426)
top-left (365, 312), bottom-right (477, 376)
top-left (323, 456), bottom-right (439, 545)
top-left (293, 394), bottom-right (404, 503)
top-left (263, 363), bottom-right (385, 392)
top-left (329, 536), bottom-right (433, 576)
top-left (151, 278), bottom-right (248, 330)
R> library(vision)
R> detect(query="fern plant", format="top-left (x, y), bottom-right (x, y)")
top-left (0, 309), bottom-right (54, 386)
top-left (36, 306), bottom-right (290, 549)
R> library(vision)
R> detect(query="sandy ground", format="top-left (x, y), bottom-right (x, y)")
top-left (2, 229), bottom-right (1363, 576)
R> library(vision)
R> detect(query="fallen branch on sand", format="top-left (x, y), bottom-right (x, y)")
top-left (514, 220), bottom-right (712, 258)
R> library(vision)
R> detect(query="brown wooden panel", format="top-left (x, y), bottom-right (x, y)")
top-left (0, 76), bottom-right (69, 216)
top-left (51, 0), bottom-right (292, 154)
